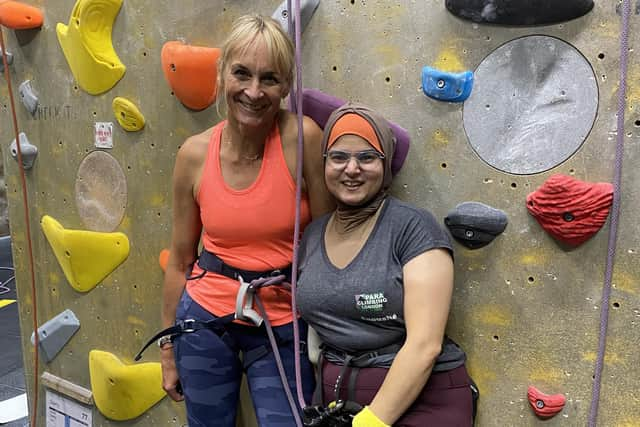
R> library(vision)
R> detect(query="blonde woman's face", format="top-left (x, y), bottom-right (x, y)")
top-left (224, 37), bottom-right (288, 130)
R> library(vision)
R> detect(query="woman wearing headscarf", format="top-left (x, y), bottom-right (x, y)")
top-left (297, 103), bottom-right (475, 426)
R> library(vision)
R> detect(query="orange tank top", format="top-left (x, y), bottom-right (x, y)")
top-left (187, 120), bottom-right (311, 326)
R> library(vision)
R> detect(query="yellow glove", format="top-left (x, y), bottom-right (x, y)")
top-left (352, 406), bottom-right (390, 427)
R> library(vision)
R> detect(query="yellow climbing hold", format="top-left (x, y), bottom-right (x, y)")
top-left (56, 0), bottom-right (126, 95)
top-left (112, 97), bottom-right (145, 131)
top-left (40, 215), bottom-right (129, 293)
top-left (0, 299), bottom-right (16, 309)
top-left (89, 350), bottom-right (164, 421)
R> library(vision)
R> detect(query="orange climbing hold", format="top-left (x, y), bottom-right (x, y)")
top-left (158, 248), bottom-right (169, 272)
top-left (0, 0), bottom-right (43, 30)
top-left (161, 41), bottom-right (220, 111)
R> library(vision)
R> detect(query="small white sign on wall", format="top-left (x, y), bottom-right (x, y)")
top-left (94, 122), bottom-right (113, 149)
top-left (46, 390), bottom-right (92, 427)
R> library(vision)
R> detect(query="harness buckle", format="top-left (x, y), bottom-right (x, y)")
top-left (234, 275), bottom-right (264, 326)
top-left (270, 269), bottom-right (282, 277)
top-left (181, 319), bottom-right (197, 333)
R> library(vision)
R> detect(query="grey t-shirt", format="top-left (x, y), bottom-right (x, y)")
top-left (297, 197), bottom-right (453, 354)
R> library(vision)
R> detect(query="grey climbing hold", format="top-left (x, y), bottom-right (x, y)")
top-left (0, 48), bottom-right (13, 73)
top-left (18, 80), bottom-right (39, 115)
top-left (444, 202), bottom-right (508, 249)
top-left (30, 309), bottom-right (80, 363)
top-left (271, 0), bottom-right (320, 35)
top-left (10, 132), bottom-right (38, 169)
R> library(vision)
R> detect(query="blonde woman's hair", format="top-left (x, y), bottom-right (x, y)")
top-left (216, 14), bottom-right (294, 116)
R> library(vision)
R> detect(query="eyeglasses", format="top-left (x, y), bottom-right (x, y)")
top-left (324, 149), bottom-right (385, 168)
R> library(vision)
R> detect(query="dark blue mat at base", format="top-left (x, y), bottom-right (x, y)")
top-left (0, 302), bottom-right (23, 379)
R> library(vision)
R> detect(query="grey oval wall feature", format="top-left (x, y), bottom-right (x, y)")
top-left (463, 36), bottom-right (598, 175)
top-left (75, 151), bottom-right (127, 232)
top-left (444, 201), bottom-right (508, 249)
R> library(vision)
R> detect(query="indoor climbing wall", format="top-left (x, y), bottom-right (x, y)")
top-left (0, 0), bottom-right (638, 426)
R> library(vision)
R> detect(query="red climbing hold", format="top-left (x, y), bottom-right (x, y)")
top-left (527, 385), bottom-right (566, 419)
top-left (0, 0), bottom-right (43, 30)
top-left (161, 41), bottom-right (221, 111)
top-left (526, 174), bottom-right (613, 247)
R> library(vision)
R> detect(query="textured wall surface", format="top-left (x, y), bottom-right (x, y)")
top-left (1, 1), bottom-right (639, 426)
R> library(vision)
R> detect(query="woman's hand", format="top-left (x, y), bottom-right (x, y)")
top-left (352, 406), bottom-right (390, 427)
top-left (160, 346), bottom-right (184, 401)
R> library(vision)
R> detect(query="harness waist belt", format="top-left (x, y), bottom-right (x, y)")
top-left (192, 249), bottom-right (292, 282)
top-left (321, 342), bottom-right (402, 367)
top-left (134, 315), bottom-right (234, 361)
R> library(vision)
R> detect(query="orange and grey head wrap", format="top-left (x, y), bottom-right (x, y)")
top-left (322, 103), bottom-right (396, 192)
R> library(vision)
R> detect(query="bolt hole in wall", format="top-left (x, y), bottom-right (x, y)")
top-left (528, 276), bottom-right (535, 283)
top-left (612, 302), bottom-right (620, 309)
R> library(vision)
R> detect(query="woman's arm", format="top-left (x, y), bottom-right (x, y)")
top-left (302, 115), bottom-right (335, 219)
top-left (160, 135), bottom-right (206, 401)
top-left (366, 248), bottom-right (454, 425)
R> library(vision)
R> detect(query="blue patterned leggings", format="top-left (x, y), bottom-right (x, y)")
top-left (174, 290), bottom-right (314, 427)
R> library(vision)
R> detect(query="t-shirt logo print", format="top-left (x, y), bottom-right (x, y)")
top-left (355, 292), bottom-right (388, 313)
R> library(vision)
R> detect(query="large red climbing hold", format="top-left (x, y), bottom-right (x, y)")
top-left (526, 174), bottom-right (613, 247)
top-left (0, 0), bottom-right (43, 30)
top-left (527, 385), bottom-right (566, 418)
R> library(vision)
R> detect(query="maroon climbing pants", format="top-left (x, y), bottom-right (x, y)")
top-left (320, 361), bottom-right (474, 426)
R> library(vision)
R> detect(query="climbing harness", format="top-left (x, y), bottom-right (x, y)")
top-left (307, 338), bottom-right (477, 420)
top-left (588, 0), bottom-right (631, 425)
top-left (312, 343), bottom-right (402, 405)
top-left (136, 249), bottom-right (303, 426)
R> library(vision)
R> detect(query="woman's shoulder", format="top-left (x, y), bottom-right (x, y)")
top-left (278, 110), bottom-right (322, 143)
top-left (303, 212), bottom-right (331, 236)
top-left (177, 125), bottom-right (217, 165)
top-left (382, 197), bottom-right (448, 238)
top-left (385, 197), bottom-right (439, 223)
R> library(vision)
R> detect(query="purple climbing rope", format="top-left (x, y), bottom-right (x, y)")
top-left (289, 0), bottom-right (309, 411)
top-left (588, 0), bottom-right (631, 425)
top-left (286, 0), bottom-right (297, 113)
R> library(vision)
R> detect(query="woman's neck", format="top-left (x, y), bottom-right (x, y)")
top-left (332, 193), bottom-right (387, 234)
top-left (223, 118), bottom-right (275, 161)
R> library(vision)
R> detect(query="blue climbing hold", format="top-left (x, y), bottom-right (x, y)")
top-left (421, 66), bottom-right (474, 102)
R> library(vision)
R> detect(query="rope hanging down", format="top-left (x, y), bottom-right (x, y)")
top-left (588, 0), bottom-right (631, 425)
top-left (287, 0), bottom-right (311, 412)
top-left (0, 28), bottom-right (40, 427)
